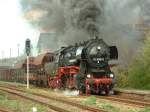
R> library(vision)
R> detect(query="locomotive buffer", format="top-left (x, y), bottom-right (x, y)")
top-left (25, 39), bottom-right (31, 89)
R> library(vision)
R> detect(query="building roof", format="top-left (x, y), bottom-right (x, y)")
top-left (37, 33), bottom-right (58, 53)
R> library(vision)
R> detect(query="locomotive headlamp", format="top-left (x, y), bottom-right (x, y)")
top-left (110, 73), bottom-right (114, 78)
top-left (97, 46), bottom-right (101, 50)
top-left (87, 74), bottom-right (91, 78)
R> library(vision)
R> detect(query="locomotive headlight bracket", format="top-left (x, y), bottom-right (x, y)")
top-left (87, 74), bottom-right (91, 78)
top-left (110, 73), bottom-right (114, 78)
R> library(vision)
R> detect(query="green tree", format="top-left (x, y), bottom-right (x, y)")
top-left (128, 33), bottom-right (150, 89)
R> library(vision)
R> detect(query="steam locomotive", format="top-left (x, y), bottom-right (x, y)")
top-left (0, 37), bottom-right (118, 95)
top-left (47, 36), bottom-right (118, 95)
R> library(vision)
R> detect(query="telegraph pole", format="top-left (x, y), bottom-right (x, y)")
top-left (25, 39), bottom-right (31, 89)
top-left (9, 48), bottom-right (11, 58)
top-left (17, 44), bottom-right (20, 57)
top-left (1, 51), bottom-right (4, 59)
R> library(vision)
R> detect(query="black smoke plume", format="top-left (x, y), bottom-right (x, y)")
top-left (21, 0), bottom-right (150, 67)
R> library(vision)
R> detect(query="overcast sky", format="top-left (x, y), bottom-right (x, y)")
top-left (0, 0), bottom-right (39, 59)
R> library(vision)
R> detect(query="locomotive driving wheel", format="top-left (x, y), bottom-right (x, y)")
top-left (104, 85), bottom-right (109, 95)
top-left (61, 75), bottom-right (68, 89)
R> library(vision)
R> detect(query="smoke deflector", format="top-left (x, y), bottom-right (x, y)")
top-left (109, 46), bottom-right (118, 60)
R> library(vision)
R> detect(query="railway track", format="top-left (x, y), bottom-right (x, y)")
top-left (0, 85), bottom-right (106, 112)
top-left (0, 110), bottom-right (9, 112)
top-left (0, 86), bottom-right (69, 112)
top-left (1, 83), bottom-right (149, 111)
top-left (0, 108), bottom-right (12, 112)
top-left (96, 95), bottom-right (150, 108)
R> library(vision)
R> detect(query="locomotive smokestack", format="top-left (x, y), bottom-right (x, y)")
top-left (75, 43), bottom-right (78, 47)
top-left (95, 36), bottom-right (98, 39)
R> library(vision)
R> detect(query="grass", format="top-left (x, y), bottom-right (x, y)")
top-left (98, 103), bottom-right (120, 112)
top-left (81, 97), bottom-right (121, 112)
top-left (128, 108), bottom-right (150, 112)
top-left (138, 108), bottom-right (150, 112)
top-left (81, 96), bottom-right (96, 105)
top-left (0, 92), bottom-right (48, 112)
top-left (81, 96), bottom-right (150, 112)
top-left (25, 87), bottom-right (52, 95)
top-left (98, 103), bottom-right (150, 112)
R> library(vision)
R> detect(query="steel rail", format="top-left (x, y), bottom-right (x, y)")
top-left (96, 95), bottom-right (150, 108)
top-left (0, 85), bottom-right (106, 112)
top-left (0, 87), bottom-right (70, 112)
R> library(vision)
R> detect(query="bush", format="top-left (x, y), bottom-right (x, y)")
top-left (116, 32), bottom-right (150, 90)
top-left (128, 59), bottom-right (146, 89)
top-left (116, 69), bottom-right (129, 88)
top-left (127, 34), bottom-right (150, 90)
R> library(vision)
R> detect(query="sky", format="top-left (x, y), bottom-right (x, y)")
top-left (0, 0), bottom-right (39, 59)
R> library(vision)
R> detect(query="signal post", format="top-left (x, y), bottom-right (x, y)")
top-left (25, 39), bottom-right (31, 89)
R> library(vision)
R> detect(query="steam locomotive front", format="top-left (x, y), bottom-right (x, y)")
top-left (84, 38), bottom-right (114, 77)
top-left (85, 38), bottom-right (110, 68)
top-left (82, 38), bottom-right (117, 94)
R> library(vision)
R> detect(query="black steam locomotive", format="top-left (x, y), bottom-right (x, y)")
top-left (48, 37), bottom-right (118, 95)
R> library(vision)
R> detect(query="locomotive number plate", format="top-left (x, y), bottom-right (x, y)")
top-left (93, 58), bottom-right (104, 61)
